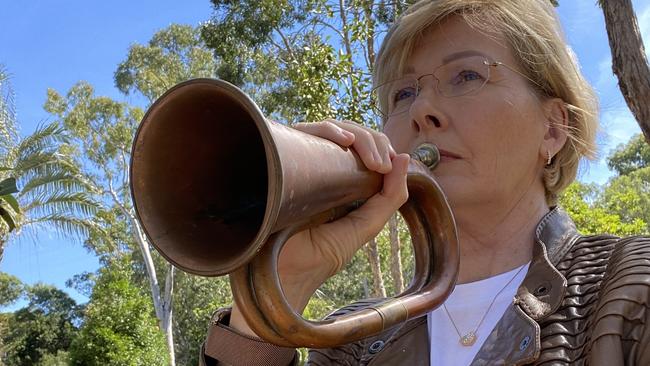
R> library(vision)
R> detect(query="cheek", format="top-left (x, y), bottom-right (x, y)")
top-left (383, 119), bottom-right (413, 153)
top-left (464, 96), bottom-right (543, 181)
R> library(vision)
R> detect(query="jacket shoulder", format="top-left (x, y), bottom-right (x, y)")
top-left (588, 235), bottom-right (650, 364)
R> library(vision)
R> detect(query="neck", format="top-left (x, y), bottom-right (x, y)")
top-left (452, 188), bottom-right (549, 284)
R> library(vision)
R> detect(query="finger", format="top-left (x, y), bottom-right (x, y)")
top-left (314, 154), bottom-right (410, 272)
top-left (330, 121), bottom-right (383, 172)
top-left (372, 133), bottom-right (394, 174)
top-left (294, 121), bottom-right (355, 147)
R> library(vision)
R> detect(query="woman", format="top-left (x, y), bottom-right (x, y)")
top-left (201, 0), bottom-right (650, 365)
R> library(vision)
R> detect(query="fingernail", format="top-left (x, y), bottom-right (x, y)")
top-left (372, 151), bottom-right (382, 165)
top-left (401, 154), bottom-right (410, 173)
top-left (340, 130), bottom-right (354, 139)
top-left (384, 151), bottom-right (392, 169)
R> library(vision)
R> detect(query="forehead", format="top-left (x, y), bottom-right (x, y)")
top-left (406, 16), bottom-right (514, 72)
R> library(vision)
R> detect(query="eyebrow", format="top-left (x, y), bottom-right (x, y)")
top-left (403, 50), bottom-right (490, 73)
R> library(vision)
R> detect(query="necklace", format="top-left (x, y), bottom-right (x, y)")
top-left (443, 263), bottom-right (527, 347)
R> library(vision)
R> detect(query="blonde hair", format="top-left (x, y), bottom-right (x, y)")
top-left (374, 0), bottom-right (598, 205)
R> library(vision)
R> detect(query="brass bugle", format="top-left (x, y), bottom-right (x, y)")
top-left (129, 78), bottom-right (459, 348)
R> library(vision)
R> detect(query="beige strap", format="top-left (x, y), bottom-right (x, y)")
top-left (203, 308), bottom-right (297, 366)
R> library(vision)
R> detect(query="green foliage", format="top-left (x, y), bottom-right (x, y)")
top-left (0, 65), bottom-right (97, 263)
top-left (115, 24), bottom-right (216, 102)
top-left (69, 258), bottom-right (168, 366)
top-left (0, 177), bottom-right (19, 232)
top-left (44, 83), bottom-right (140, 260)
top-left (172, 272), bottom-right (232, 366)
top-left (200, 0), bottom-right (386, 126)
top-left (560, 181), bottom-right (647, 236)
top-left (599, 167), bottom-right (650, 233)
top-left (607, 133), bottom-right (650, 175)
top-left (37, 350), bottom-right (70, 366)
top-left (0, 271), bottom-right (23, 307)
top-left (1, 284), bottom-right (81, 366)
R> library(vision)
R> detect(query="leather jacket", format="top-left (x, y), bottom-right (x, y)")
top-left (201, 207), bottom-right (650, 365)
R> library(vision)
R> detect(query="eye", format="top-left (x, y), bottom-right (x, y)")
top-left (392, 86), bottom-right (416, 103)
top-left (451, 70), bottom-right (484, 85)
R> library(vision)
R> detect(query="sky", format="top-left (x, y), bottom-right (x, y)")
top-left (1, 0), bottom-right (648, 310)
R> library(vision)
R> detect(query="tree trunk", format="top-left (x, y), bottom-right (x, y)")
top-left (162, 265), bottom-right (176, 366)
top-left (364, 238), bottom-right (386, 297)
top-left (601, 0), bottom-right (650, 143)
top-left (388, 214), bottom-right (404, 293)
top-left (124, 207), bottom-right (176, 366)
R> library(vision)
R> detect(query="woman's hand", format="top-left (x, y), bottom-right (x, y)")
top-left (230, 119), bottom-right (410, 337)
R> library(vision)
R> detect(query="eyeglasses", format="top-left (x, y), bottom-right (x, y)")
top-left (371, 56), bottom-right (539, 118)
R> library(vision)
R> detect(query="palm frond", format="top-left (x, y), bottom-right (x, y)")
top-left (0, 66), bottom-right (18, 154)
top-left (1, 194), bottom-right (20, 213)
top-left (19, 171), bottom-right (87, 197)
top-left (11, 150), bottom-right (71, 178)
top-left (22, 191), bottom-right (98, 218)
top-left (15, 122), bottom-right (69, 160)
top-left (22, 215), bottom-right (97, 241)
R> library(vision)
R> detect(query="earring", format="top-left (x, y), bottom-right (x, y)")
top-left (547, 150), bottom-right (553, 165)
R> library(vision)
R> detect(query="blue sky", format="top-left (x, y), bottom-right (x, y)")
top-left (1, 0), bottom-right (648, 309)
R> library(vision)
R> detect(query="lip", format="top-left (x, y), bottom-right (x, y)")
top-left (437, 149), bottom-right (461, 159)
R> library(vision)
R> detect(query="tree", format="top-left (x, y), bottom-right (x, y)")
top-left (45, 25), bottom-right (216, 366)
top-left (607, 133), bottom-right (650, 175)
top-left (558, 131), bottom-right (650, 236)
top-left (0, 67), bottom-right (97, 264)
top-left (115, 24), bottom-right (216, 104)
top-left (559, 181), bottom-right (646, 236)
top-left (599, 0), bottom-right (650, 144)
top-left (199, 0), bottom-right (400, 125)
top-left (550, 0), bottom-right (650, 144)
top-left (0, 271), bottom-right (22, 308)
top-left (171, 272), bottom-right (231, 366)
top-left (69, 258), bottom-right (168, 366)
top-left (0, 284), bottom-right (81, 366)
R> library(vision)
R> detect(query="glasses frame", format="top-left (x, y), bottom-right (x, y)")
top-left (371, 57), bottom-right (542, 118)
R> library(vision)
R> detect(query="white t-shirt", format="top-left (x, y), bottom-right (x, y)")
top-left (427, 263), bottom-right (530, 366)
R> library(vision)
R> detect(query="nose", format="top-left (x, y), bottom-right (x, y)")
top-left (408, 82), bottom-right (447, 133)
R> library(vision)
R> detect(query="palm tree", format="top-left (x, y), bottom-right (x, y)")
top-left (0, 66), bottom-right (98, 263)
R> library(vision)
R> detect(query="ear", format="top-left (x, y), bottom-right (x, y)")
top-left (539, 98), bottom-right (569, 165)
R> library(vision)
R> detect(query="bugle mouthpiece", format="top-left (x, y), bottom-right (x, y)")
top-left (410, 143), bottom-right (440, 170)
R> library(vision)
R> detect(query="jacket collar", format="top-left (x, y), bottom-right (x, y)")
top-left (471, 206), bottom-right (580, 365)
top-left (519, 206), bottom-right (578, 320)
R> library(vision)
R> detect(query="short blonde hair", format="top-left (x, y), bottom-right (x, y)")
top-left (374, 0), bottom-right (598, 205)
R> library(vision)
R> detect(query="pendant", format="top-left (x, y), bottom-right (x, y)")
top-left (459, 331), bottom-right (477, 346)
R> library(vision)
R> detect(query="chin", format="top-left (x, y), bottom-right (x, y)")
top-left (433, 179), bottom-right (496, 212)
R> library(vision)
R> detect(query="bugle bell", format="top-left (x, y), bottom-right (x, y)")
top-left (130, 78), bottom-right (459, 348)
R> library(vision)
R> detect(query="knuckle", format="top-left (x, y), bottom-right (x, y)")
top-left (294, 122), bottom-right (309, 129)
top-left (377, 133), bottom-right (391, 145)
top-left (359, 129), bottom-right (374, 141)
top-left (322, 120), bottom-right (339, 131)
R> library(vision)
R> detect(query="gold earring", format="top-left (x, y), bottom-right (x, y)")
top-left (547, 150), bottom-right (553, 165)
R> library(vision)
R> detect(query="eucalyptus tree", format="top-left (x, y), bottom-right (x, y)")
top-left (45, 24), bottom-right (216, 366)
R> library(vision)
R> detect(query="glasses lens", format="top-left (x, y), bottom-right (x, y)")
top-left (371, 57), bottom-right (491, 118)
top-left (372, 77), bottom-right (418, 117)
top-left (435, 56), bottom-right (490, 97)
